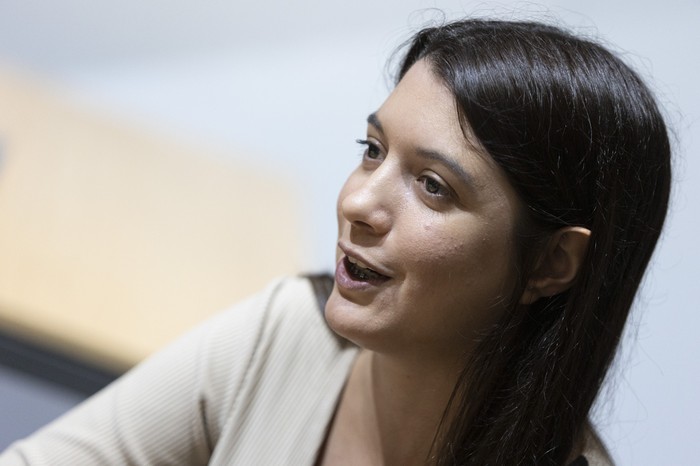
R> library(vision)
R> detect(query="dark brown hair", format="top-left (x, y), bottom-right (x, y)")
top-left (395, 19), bottom-right (671, 464)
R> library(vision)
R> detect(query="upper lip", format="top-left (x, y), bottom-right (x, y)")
top-left (338, 241), bottom-right (393, 278)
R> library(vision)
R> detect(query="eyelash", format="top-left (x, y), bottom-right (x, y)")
top-left (418, 175), bottom-right (452, 199)
top-left (356, 139), bottom-right (382, 160)
top-left (355, 139), bottom-right (453, 202)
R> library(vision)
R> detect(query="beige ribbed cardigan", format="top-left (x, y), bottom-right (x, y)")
top-left (1, 277), bottom-right (612, 465)
top-left (2, 278), bottom-right (358, 465)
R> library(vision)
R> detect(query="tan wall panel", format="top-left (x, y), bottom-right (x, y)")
top-left (0, 69), bottom-right (302, 371)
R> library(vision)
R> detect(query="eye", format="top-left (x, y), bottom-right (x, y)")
top-left (418, 174), bottom-right (452, 199)
top-left (356, 139), bottom-right (383, 161)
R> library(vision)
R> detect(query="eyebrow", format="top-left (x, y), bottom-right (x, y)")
top-left (367, 112), bottom-right (384, 135)
top-left (415, 148), bottom-right (476, 189)
top-left (367, 112), bottom-right (475, 190)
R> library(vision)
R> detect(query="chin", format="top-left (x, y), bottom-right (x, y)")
top-left (324, 286), bottom-right (385, 352)
top-left (324, 287), bottom-right (362, 344)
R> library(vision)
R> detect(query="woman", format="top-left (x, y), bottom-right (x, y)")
top-left (1, 19), bottom-right (670, 465)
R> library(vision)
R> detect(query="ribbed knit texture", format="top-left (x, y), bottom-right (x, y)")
top-left (0, 277), bottom-right (612, 465)
top-left (1, 277), bottom-right (358, 465)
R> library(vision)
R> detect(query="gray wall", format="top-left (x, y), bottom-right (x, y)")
top-left (1, 1), bottom-right (698, 463)
top-left (0, 365), bottom-right (84, 450)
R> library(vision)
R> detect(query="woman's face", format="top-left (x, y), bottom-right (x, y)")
top-left (325, 59), bottom-right (523, 362)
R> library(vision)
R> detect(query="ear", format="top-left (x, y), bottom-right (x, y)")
top-left (519, 227), bottom-right (591, 305)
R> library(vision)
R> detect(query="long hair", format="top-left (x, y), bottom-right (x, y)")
top-left (395, 20), bottom-right (671, 464)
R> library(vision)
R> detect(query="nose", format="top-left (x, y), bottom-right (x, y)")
top-left (339, 163), bottom-right (396, 237)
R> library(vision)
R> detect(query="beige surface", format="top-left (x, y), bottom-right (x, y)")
top-left (0, 68), bottom-right (302, 372)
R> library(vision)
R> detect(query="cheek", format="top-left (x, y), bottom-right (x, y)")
top-left (409, 219), bottom-right (515, 293)
top-left (415, 219), bottom-right (484, 263)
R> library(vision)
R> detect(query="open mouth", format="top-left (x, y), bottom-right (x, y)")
top-left (344, 256), bottom-right (389, 282)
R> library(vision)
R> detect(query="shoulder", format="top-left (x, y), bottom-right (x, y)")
top-left (200, 275), bottom-right (334, 371)
top-left (202, 275), bottom-right (328, 353)
top-left (204, 277), bottom-right (358, 463)
top-left (0, 277), bottom-right (345, 464)
top-left (244, 275), bottom-right (337, 346)
top-left (200, 275), bottom-right (350, 397)
top-left (256, 274), bottom-right (353, 363)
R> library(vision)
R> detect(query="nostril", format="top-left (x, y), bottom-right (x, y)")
top-left (348, 209), bottom-right (391, 237)
top-left (350, 219), bottom-right (374, 231)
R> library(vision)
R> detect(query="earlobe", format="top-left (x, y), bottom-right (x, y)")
top-left (519, 227), bottom-right (591, 305)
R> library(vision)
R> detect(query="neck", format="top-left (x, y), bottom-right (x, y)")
top-left (352, 349), bottom-right (462, 465)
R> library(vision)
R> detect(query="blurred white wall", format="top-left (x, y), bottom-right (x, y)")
top-left (1, 0), bottom-right (698, 463)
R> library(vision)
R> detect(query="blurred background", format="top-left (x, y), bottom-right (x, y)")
top-left (0, 0), bottom-right (698, 463)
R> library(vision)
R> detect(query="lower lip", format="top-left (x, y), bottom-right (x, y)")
top-left (335, 256), bottom-right (390, 291)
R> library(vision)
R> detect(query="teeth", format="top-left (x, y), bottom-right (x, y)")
top-left (346, 254), bottom-right (387, 281)
top-left (347, 256), bottom-right (371, 270)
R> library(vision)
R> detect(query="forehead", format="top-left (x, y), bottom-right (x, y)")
top-left (376, 60), bottom-right (466, 148)
top-left (374, 59), bottom-right (508, 194)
